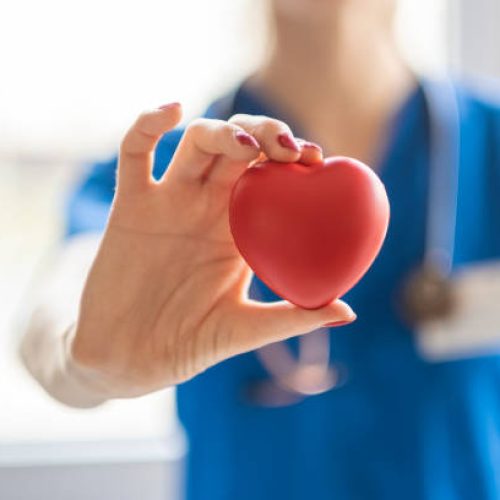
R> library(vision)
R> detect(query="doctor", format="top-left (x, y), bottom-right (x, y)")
top-left (21, 0), bottom-right (500, 499)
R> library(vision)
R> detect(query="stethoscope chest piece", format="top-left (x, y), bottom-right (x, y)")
top-left (401, 263), bottom-right (457, 325)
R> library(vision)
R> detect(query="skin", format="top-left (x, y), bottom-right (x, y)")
top-left (69, 0), bottom-right (411, 397)
top-left (253, 0), bottom-right (415, 164)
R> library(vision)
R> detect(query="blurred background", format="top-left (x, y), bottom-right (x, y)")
top-left (1, 0), bottom-right (499, 499)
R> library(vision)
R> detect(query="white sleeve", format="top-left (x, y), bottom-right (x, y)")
top-left (19, 234), bottom-right (114, 408)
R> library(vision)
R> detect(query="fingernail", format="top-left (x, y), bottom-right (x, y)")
top-left (278, 133), bottom-right (301, 152)
top-left (158, 102), bottom-right (181, 111)
top-left (323, 315), bottom-right (357, 328)
top-left (235, 131), bottom-right (260, 149)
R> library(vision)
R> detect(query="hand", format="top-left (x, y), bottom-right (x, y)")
top-left (70, 103), bottom-right (356, 398)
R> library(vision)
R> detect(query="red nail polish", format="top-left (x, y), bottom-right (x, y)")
top-left (323, 316), bottom-right (357, 328)
top-left (278, 133), bottom-right (300, 152)
top-left (158, 102), bottom-right (181, 111)
top-left (236, 131), bottom-right (259, 149)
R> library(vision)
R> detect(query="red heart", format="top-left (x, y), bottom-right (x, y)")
top-left (229, 157), bottom-right (390, 309)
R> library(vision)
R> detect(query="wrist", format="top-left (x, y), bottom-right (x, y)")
top-left (67, 323), bottom-right (155, 400)
top-left (62, 324), bottom-right (116, 404)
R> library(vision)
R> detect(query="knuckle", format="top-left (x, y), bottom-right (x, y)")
top-left (119, 131), bottom-right (147, 158)
top-left (228, 113), bottom-right (248, 124)
top-left (120, 112), bottom-right (152, 152)
top-left (133, 111), bottom-right (151, 130)
top-left (119, 131), bottom-right (133, 153)
top-left (248, 120), bottom-right (274, 138)
top-left (223, 123), bottom-right (240, 141)
top-left (261, 117), bottom-right (289, 134)
top-left (185, 117), bottom-right (210, 135)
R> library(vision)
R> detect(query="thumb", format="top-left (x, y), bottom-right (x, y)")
top-left (237, 299), bottom-right (357, 352)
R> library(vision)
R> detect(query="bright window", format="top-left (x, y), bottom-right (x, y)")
top-left (0, 0), bottom-right (447, 158)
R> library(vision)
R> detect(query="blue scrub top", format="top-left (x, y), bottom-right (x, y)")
top-left (67, 80), bottom-right (500, 500)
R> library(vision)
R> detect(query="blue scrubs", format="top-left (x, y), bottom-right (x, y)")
top-left (67, 81), bottom-right (500, 500)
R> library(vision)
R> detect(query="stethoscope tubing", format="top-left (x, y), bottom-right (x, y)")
top-left (422, 78), bottom-right (461, 275)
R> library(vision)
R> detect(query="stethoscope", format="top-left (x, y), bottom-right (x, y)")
top-left (400, 79), bottom-right (461, 324)
top-left (216, 79), bottom-right (461, 407)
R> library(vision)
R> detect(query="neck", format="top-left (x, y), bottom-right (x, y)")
top-left (249, 5), bottom-right (416, 164)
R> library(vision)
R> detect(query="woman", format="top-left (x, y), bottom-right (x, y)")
top-left (21, 0), bottom-right (500, 499)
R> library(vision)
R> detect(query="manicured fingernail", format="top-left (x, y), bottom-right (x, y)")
top-left (235, 131), bottom-right (260, 149)
top-left (323, 315), bottom-right (357, 328)
top-left (158, 102), bottom-right (181, 111)
top-left (278, 133), bottom-right (301, 152)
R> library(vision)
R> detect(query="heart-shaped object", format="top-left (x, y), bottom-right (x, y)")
top-left (229, 157), bottom-right (390, 309)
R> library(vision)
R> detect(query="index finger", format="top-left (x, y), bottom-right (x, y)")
top-left (117, 102), bottom-right (182, 194)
